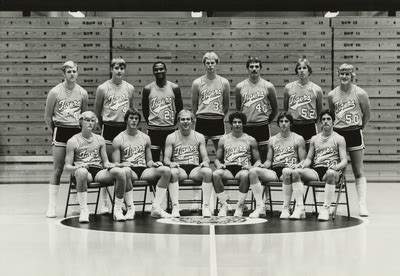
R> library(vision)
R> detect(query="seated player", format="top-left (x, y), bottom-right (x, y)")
top-left (112, 108), bottom-right (172, 219)
top-left (213, 111), bottom-right (262, 217)
top-left (296, 110), bottom-right (347, 221)
top-left (164, 109), bottom-right (214, 217)
top-left (249, 112), bottom-right (307, 219)
top-left (64, 111), bottom-right (126, 223)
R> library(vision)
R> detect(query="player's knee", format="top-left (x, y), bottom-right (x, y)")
top-left (325, 169), bottom-right (336, 182)
top-left (291, 169), bottom-right (301, 181)
top-left (159, 166), bottom-right (171, 177)
top-left (74, 168), bottom-right (88, 181)
top-left (200, 167), bottom-right (212, 178)
top-left (110, 167), bottom-right (125, 180)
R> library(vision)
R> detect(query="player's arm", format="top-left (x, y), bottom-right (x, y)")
top-left (64, 139), bottom-right (83, 173)
top-left (145, 135), bottom-right (161, 167)
top-left (267, 84), bottom-right (278, 123)
top-left (235, 84), bottom-right (242, 111)
top-left (163, 135), bottom-right (177, 168)
top-left (173, 86), bottom-right (184, 124)
top-left (358, 89), bottom-right (371, 129)
top-left (81, 89), bottom-right (89, 112)
top-left (263, 139), bottom-right (274, 168)
top-left (222, 78), bottom-right (230, 115)
top-left (283, 85), bottom-right (290, 111)
top-left (141, 87), bottom-right (150, 124)
top-left (128, 84), bottom-right (135, 109)
top-left (111, 135), bottom-right (123, 166)
top-left (198, 135), bottom-right (210, 167)
top-left (327, 91), bottom-right (335, 115)
top-left (191, 79), bottom-right (200, 115)
top-left (100, 137), bottom-right (114, 169)
top-left (249, 137), bottom-right (261, 168)
top-left (44, 89), bottom-right (57, 132)
top-left (302, 136), bottom-right (316, 168)
top-left (315, 86), bottom-right (323, 122)
top-left (94, 85), bottom-right (105, 128)
top-left (296, 136), bottom-right (307, 167)
top-left (333, 135), bottom-right (348, 172)
top-left (214, 137), bottom-right (226, 169)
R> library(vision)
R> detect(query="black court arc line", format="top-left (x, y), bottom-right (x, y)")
top-left (60, 212), bottom-right (363, 235)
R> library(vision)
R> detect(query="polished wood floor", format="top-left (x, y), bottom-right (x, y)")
top-left (0, 180), bottom-right (399, 276)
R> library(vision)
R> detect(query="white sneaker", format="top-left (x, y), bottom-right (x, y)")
top-left (289, 206), bottom-right (306, 220)
top-left (79, 208), bottom-right (89, 223)
top-left (171, 205), bottom-right (181, 218)
top-left (151, 207), bottom-right (172, 218)
top-left (202, 205), bottom-right (212, 217)
top-left (46, 205), bottom-right (56, 218)
top-left (359, 204), bottom-right (369, 217)
top-left (280, 207), bottom-right (290, 219)
top-left (113, 208), bottom-right (126, 221)
top-left (318, 205), bottom-right (330, 221)
top-left (234, 204), bottom-right (247, 217)
top-left (249, 205), bottom-right (265, 218)
top-left (218, 203), bottom-right (228, 217)
top-left (99, 203), bottom-right (110, 214)
top-left (125, 205), bottom-right (135, 220)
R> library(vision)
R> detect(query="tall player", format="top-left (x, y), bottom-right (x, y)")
top-left (163, 109), bottom-right (214, 217)
top-left (283, 58), bottom-right (323, 147)
top-left (191, 52), bottom-right (230, 150)
top-left (235, 56), bottom-right (278, 162)
top-left (328, 63), bottom-right (371, 217)
top-left (249, 112), bottom-right (307, 219)
top-left (213, 112), bottom-right (262, 217)
top-left (65, 111), bottom-right (127, 222)
top-left (44, 61), bottom-right (88, 218)
top-left (94, 57), bottom-right (135, 213)
top-left (112, 108), bottom-right (172, 219)
top-left (297, 110), bottom-right (347, 221)
top-left (142, 61), bottom-right (183, 162)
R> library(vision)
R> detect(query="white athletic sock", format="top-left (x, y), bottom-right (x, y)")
top-left (124, 190), bottom-right (134, 208)
top-left (115, 197), bottom-right (124, 210)
top-left (77, 192), bottom-right (88, 210)
top-left (153, 187), bottom-right (167, 209)
top-left (48, 185), bottom-right (60, 207)
top-left (355, 177), bottom-right (367, 206)
top-left (292, 181), bottom-right (304, 207)
top-left (282, 184), bottom-right (293, 208)
top-left (251, 182), bottom-right (263, 207)
top-left (202, 182), bottom-right (213, 206)
top-left (237, 192), bottom-right (248, 206)
top-left (169, 181), bottom-right (179, 206)
top-left (324, 184), bottom-right (335, 207)
top-left (217, 191), bottom-right (227, 204)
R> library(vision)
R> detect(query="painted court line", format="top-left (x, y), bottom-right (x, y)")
top-left (209, 225), bottom-right (217, 276)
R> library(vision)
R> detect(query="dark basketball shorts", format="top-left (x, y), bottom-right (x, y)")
top-left (225, 165), bottom-right (243, 177)
top-left (243, 122), bottom-right (270, 146)
top-left (179, 164), bottom-right (198, 176)
top-left (101, 123), bottom-right (126, 145)
top-left (148, 128), bottom-right (175, 150)
top-left (334, 127), bottom-right (364, 151)
top-left (52, 126), bottom-right (81, 147)
top-left (272, 166), bottom-right (285, 179)
top-left (130, 166), bottom-right (147, 179)
top-left (195, 117), bottom-right (225, 140)
top-left (291, 122), bottom-right (317, 143)
top-left (314, 166), bottom-right (328, 181)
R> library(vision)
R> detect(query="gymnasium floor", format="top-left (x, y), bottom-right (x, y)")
top-left (0, 180), bottom-right (399, 276)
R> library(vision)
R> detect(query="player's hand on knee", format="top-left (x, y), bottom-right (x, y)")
top-left (200, 162), bottom-right (209, 168)
top-left (153, 161), bottom-right (163, 167)
top-left (170, 162), bottom-right (180, 168)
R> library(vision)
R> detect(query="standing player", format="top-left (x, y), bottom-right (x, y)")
top-left (249, 112), bottom-right (307, 219)
top-left (297, 110), bottom-right (347, 221)
top-left (112, 108), bottom-right (172, 219)
top-left (328, 63), bottom-right (371, 216)
top-left (213, 112), bottom-right (261, 217)
top-left (191, 52), bottom-right (230, 150)
top-left (163, 110), bottom-right (214, 217)
top-left (283, 58), bottom-right (323, 147)
top-left (94, 57), bottom-right (135, 213)
top-left (64, 111), bottom-right (127, 222)
top-left (142, 61), bottom-right (183, 162)
top-left (44, 61), bottom-right (88, 218)
top-left (235, 56), bottom-right (278, 162)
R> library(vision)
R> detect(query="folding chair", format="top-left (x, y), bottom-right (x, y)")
top-left (263, 181), bottom-right (297, 217)
top-left (214, 179), bottom-right (256, 214)
top-left (64, 174), bottom-right (113, 218)
top-left (131, 180), bottom-right (154, 215)
top-left (303, 173), bottom-right (350, 219)
top-left (167, 179), bottom-right (203, 211)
